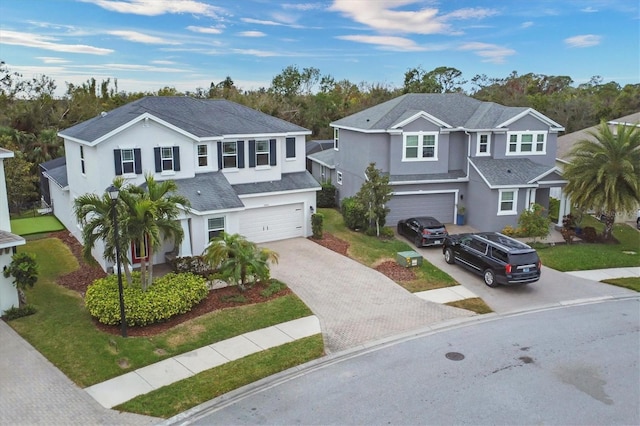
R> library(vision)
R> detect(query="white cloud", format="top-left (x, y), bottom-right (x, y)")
top-left (282, 3), bottom-right (323, 11)
top-left (151, 60), bottom-right (176, 65)
top-left (186, 26), bottom-right (223, 35)
top-left (336, 35), bottom-right (427, 51)
top-left (458, 42), bottom-right (515, 63)
top-left (0, 30), bottom-right (113, 55)
top-left (238, 31), bottom-right (266, 37)
top-left (241, 18), bottom-right (286, 26)
top-left (36, 56), bottom-right (70, 64)
top-left (108, 30), bottom-right (181, 45)
top-left (521, 21), bottom-right (533, 29)
top-left (329, 0), bottom-right (496, 35)
top-left (581, 7), bottom-right (598, 13)
top-left (564, 34), bottom-right (601, 48)
top-left (231, 48), bottom-right (280, 57)
top-left (82, 0), bottom-right (225, 18)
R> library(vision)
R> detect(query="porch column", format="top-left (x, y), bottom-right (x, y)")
top-left (557, 192), bottom-right (570, 227)
top-left (178, 218), bottom-right (192, 257)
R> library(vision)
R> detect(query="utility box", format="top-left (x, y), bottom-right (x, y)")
top-left (396, 251), bottom-right (422, 268)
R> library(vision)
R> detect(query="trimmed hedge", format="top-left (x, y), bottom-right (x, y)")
top-left (317, 183), bottom-right (337, 208)
top-left (85, 272), bottom-right (209, 326)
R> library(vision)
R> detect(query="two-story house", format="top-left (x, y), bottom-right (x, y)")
top-left (42, 97), bottom-right (319, 271)
top-left (330, 93), bottom-right (566, 231)
top-left (1, 148), bottom-right (26, 314)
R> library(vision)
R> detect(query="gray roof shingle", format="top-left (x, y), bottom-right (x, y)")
top-left (60, 97), bottom-right (310, 143)
top-left (171, 172), bottom-right (244, 212)
top-left (233, 171), bottom-right (320, 196)
top-left (0, 230), bottom-right (25, 249)
top-left (389, 170), bottom-right (466, 183)
top-left (40, 157), bottom-right (68, 188)
top-left (470, 158), bottom-right (555, 187)
top-left (307, 149), bottom-right (335, 168)
top-left (332, 93), bottom-right (531, 131)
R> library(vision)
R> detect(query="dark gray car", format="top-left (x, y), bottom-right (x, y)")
top-left (397, 216), bottom-right (448, 248)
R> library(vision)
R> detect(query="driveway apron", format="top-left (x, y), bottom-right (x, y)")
top-left (0, 320), bottom-right (158, 426)
top-left (264, 238), bottom-right (473, 353)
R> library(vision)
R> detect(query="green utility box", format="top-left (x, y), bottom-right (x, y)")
top-left (396, 251), bottom-right (423, 268)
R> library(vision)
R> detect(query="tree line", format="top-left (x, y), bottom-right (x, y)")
top-left (0, 60), bottom-right (638, 211)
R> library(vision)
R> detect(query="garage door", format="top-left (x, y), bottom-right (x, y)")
top-left (386, 193), bottom-right (455, 226)
top-left (240, 203), bottom-right (304, 243)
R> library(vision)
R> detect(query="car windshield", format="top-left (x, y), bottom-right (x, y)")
top-left (509, 252), bottom-right (539, 265)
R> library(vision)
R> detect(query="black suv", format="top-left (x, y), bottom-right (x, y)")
top-left (442, 232), bottom-right (541, 287)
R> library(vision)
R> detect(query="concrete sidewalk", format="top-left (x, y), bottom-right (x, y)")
top-left (566, 266), bottom-right (640, 280)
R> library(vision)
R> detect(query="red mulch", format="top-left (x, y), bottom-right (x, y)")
top-left (310, 233), bottom-right (416, 282)
top-left (48, 231), bottom-right (291, 337)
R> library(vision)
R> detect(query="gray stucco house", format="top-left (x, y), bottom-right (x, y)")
top-left (329, 93), bottom-right (566, 231)
top-left (42, 96), bottom-right (319, 271)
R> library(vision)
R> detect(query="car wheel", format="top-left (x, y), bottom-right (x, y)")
top-left (414, 236), bottom-right (422, 248)
top-left (483, 269), bottom-right (499, 288)
top-left (444, 248), bottom-right (455, 264)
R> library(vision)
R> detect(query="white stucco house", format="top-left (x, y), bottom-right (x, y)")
top-left (41, 97), bottom-right (320, 271)
top-left (1, 148), bottom-right (26, 314)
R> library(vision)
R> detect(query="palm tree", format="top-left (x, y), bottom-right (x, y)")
top-left (562, 121), bottom-right (640, 240)
top-left (73, 177), bottom-right (133, 283)
top-left (122, 174), bottom-right (189, 289)
top-left (202, 233), bottom-right (279, 291)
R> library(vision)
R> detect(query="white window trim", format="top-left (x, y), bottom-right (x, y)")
top-left (207, 216), bottom-right (226, 243)
top-left (506, 131), bottom-right (547, 156)
top-left (498, 189), bottom-right (518, 216)
top-left (334, 128), bottom-right (339, 151)
top-left (476, 133), bottom-right (491, 156)
top-left (222, 141), bottom-right (238, 169)
top-left (255, 139), bottom-right (270, 168)
top-left (121, 148), bottom-right (136, 175)
top-left (80, 146), bottom-right (86, 175)
top-left (197, 143), bottom-right (209, 168)
top-left (160, 146), bottom-right (175, 173)
top-left (402, 131), bottom-right (439, 161)
top-left (337, 171), bottom-right (343, 185)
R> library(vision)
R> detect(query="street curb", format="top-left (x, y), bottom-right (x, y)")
top-left (160, 294), bottom-right (639, 425)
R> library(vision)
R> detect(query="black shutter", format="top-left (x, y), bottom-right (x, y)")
top-left (286, 137), bottom-right (295, 158)
top-left (114, 149), bottom-right (122, 175)
top-left (154, 147), bottom-right (161, 172)
top-left (248, 140), bottom-right (256, 167)
top-left (237, 141), bottom-right (245, 169)
top-left (173, 146), bottom-right (180, 171)
top-left (134, 148), bottom-right (142, 174)
top-left (269, 139), bottom-right (276, 166)
top-left (217, 141), bottom-right (223, 169)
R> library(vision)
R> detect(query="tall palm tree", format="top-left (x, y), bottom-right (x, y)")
top-left (563, 121), bottom-right (640, 240)
top-left (203, 233), bottom-right (279, 291)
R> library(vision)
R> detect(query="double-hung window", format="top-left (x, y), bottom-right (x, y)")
top-left (197, 144), bottom-right (208, 167)
top-left (121, 149), bottom-right (135, 174)
top-left (334, 128), bottom-right (339, 150)
top-left (223, 141), bottom-right (237, 168)
top-left (498, 189), bottom-right (518, 215)
top-left (161, 147), bottom-right (174, 171)
top-left (207, 217), bottom-right (225, 241)
top-left (80, 146), bottom-right (85, 174)
top-left (507, 132), bottom-right (546, 155)
top-left (255, 140), bottom-right (269, 166)
top-left (403, 132), bottom-right (438, 161)
top-left (476, 133), bottom-right (491, 156)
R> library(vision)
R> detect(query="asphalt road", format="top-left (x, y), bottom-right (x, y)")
top-left (172, 297), bottom-right (640, 425)
top-left (415, 244), bottom-right (636, 313)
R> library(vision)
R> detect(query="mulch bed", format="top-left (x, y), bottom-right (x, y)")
top-left (47, 231), bottom-right (291, 337)
top-left (310, 233), bottom-right (416, 282)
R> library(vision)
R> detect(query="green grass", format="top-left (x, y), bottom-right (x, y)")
top-left (535, 216), bottom-right (640, 271)
top-left (446, 297), bottom-right (493, 314)
top-left (320, 208), bottom-right (457, 291)
top-left (8, 237), bottom-right (315, 387)
top-left (117, 335), bottom-right (325, 418)
top-left (601, 277), bottom-right (640, 292)
top-left (10, 215), bottom-right (64, 235)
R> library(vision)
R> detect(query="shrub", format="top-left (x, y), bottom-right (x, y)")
top-left (85, 272), bottom-right (209, 326)
top-left (582, 226), bottom-right (598, 243)
top-left (548, 197), bottom-right (560, 222)
top-left (170, 255), bottom-right (215, 278)
top-left (311, 213), bottom-right (324, 239)
top-left (260, 279), bottom-right (287, 298)
top-left (317, 182), bottom-right (336, 208)
top-left (341, 197), bottom-right (366, 230)
top-left (379, 226), bottom-right (395, 239)
top-left (501, 225), bottom-right (518, 237)
top-left (517, 203), bottom-right (550, 241)
top-left (2, 304), bottom-right (37, 320)
top-left (560, 227), bottom-right (576, 244)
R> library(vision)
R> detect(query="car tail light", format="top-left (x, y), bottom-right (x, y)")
top-left (505, 264), bottom-right (512, 274)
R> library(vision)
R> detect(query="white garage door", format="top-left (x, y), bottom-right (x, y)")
top-left (240, 203), bottom-right (304, 243)
top-left (386, 192), bottom-right (456, 225)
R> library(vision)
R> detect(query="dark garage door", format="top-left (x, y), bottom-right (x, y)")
top-left (386, 192), bottom-right (456, 225)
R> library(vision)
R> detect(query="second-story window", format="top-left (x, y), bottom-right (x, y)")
top-left (197, 144), bottom-right (208, 167)
top-left (256, 140), bottom-right (269, 166)
top-left (121, 149), bottom-right (135, 173)
top-left (476, 133), bottom-right (491, 156)
top-left (80, 146), bottom-right (85, 174)
top-left (334, 128), bottom-right (339, 150)
top-left (507, 132), bottom-right (546, 155)
top-left (223, 141), bottom-right (237, 168)
top-left (161, 147), bottom-right (174, 171)
top-left (154, 146), bottom-right (181, 173)
top-left (403, 132), bottom-right (438, 161)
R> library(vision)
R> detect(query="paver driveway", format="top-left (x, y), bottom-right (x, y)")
top-left (264, 238), bottom-right (474, 353)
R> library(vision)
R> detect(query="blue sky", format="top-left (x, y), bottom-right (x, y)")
top-left (1, 0), bottom-right (638, 96)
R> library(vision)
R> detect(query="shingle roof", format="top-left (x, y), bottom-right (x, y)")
top-left (59, 97), bottom-right (311, 143)
top-left (233, 171), bottom-right (320, 195)
top-left (307, 149), bottom-right (335, 168)
top-left (389, 170), bottom-right (466, 183)
top-left (171, 172), bottom-right (244, 212)
top-left (0, 230), bottom-right (25, 249)
top-left (40, 156), bottom-right (68, 188)
top-left (331, 93), bottom-right (530, 131)
top-left (470, 158), bottom-right (554, 187)
top-left (306, 139), bottom-right (334, 155)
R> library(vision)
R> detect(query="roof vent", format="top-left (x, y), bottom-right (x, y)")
top-left (507, 169), bottom-right (511, 173)
top-left (197, 190), bottom-right (201, 195)
top-left (100, 111), bottom-right (108, 117)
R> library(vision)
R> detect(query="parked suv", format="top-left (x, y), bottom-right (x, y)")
top-left (442, 232), bottom-right (541, 287)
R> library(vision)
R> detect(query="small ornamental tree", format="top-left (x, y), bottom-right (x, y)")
top-left (517, 203), bottom-right (551, 242)
top-left (3, 252), bottom-right (38, 307)
top-left (355, 163), bottom-right (392, 237)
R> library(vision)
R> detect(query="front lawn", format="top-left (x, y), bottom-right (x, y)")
top-left (7, 237), bottom-right (318, 388)
top-left (319, 208), bottom-right (457, 291)
top-left (535, 216), bottom-right (640, 271)
top-left (601, 277), bottom-right (640, 292)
